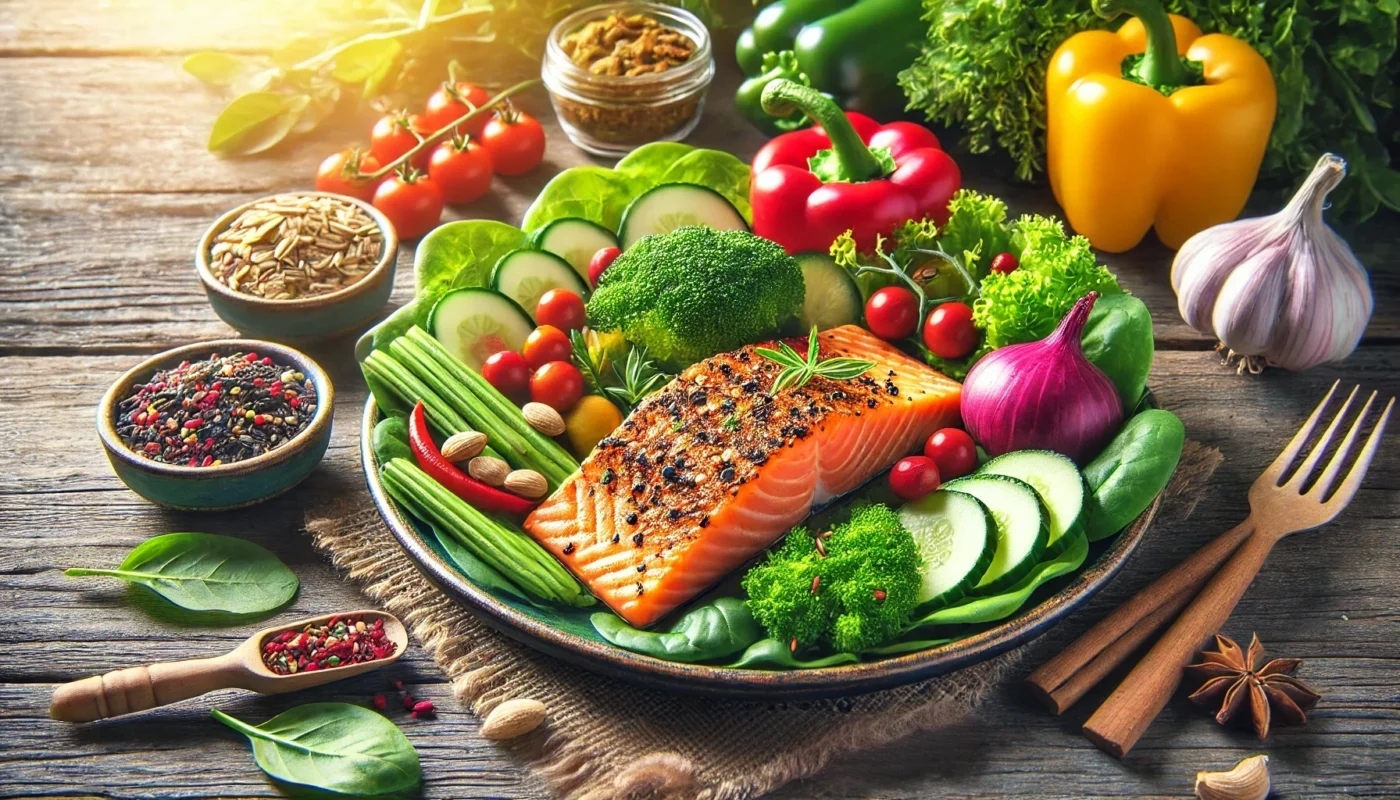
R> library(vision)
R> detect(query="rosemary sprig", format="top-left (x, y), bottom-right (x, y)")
top-left (755, 326), bottom-right (876, 394)
top-left (570, 330), bottom-right (673, 414)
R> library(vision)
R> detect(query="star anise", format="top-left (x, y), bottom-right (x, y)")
top-left (1185, 633), bottom-right (1321, 740)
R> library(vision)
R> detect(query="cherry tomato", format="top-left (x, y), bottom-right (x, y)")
top-left (315, 148), bottom-right (382, 202)
top-left (990, 252), bottom-right (1019, 275)
top-left (481, 107), bottom-right (546, 176)
top-left (588, 247), bottom-right (621, 287)
top-left (530, 361), bottom-right (584, 412)
top-left (864, 286), bottom-right (919, 340)
top-left (523, 325), bottom-right (572, 369)
top-left (922, 301), bottom-right (979, 360)
top-left (481, 350), bottom-right (530, 401)
top-left (369, 112), bottom-right (422, 167)
top-left (428, 139), bottom-right (493, 204)
top-left (890, 456), bottom-right (941, 502)
top-left (534, 289), bottom-right (587, 332)
top-left (923, 428), bottom-right (978, 481)
top-left (372, 169), bottom-right (444, 240)
top-left (421, 82), bottom-right (492, 137)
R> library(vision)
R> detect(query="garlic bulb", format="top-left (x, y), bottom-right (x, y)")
top-left (1171, 154), bottom-right (1373, 371)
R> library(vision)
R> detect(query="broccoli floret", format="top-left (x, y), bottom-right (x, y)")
top-left (742, 505), bottom-right (923, 654)
top-left (585, 226), bottom-right (805, 368)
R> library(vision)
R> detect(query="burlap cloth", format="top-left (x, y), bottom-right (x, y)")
top-left (305, 441), bottom-right (1220, 800)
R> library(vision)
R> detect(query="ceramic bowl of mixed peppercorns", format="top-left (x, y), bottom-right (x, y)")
top-left (97, 339), bottom-right (334, 510)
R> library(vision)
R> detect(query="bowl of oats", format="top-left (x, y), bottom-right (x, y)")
top-left (196, 192), bottom-right (398, 342)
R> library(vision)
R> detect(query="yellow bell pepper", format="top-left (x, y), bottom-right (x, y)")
top-left (1046, 0), bottom-right (1276, 252)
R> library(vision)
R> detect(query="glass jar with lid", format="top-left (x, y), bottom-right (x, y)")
top-left (542, 2), bottom-right (715, 156)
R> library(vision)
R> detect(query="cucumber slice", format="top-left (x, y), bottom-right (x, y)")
top-left (794, 252), bottom-right (862, 331)
top-left (532, 218), bottom-right (618, 282)
top-left (428, 288), bottom-right (534, 371)
top-left (490, 248), bottom-right (590, 321)
top-left (978, 450), bottom-right (1087, 559)
top-left (898, 490), bottom-right (997, 610)
top-left (618, 183), bottom-right (748, 249)
top-left (943, 475), bottom-right (1050, 595)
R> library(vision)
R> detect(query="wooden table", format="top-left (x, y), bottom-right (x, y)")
top-left (2, 2), bottom-right (1396, 796)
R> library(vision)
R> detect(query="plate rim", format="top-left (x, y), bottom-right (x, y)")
top-left (361, 396), bottom-right (1159, 698)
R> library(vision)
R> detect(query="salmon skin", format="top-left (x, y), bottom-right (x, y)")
top-left (524, 325), bottom-right (962, 628)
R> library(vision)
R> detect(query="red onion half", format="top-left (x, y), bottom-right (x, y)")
top-left (960, 292), bottom-right (1125, 464)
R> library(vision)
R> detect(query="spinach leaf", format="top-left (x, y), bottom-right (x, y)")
top-left (213, 703), bottom-right (420, 795)
top-left (725, 638), bottom-right (860, 669)
top-left (415, 219), bottom-right (528, 300)
top-left (615, 141), bottom-right (695, 176)
top-left (356, 300), bottom-right (421, 362)
top-left (1081, 293), bottom-right (1154, 409)
top-left (658, 150), bottom-right (754, 223)
top-left (591, 597), bottom-right (762, 662)
top-left (862, 637), bottom-right (955, 656)
top-left (65, 533), bottom-right (297, 615)
top-left (521, 167), bottom-right (647, 233)
top-left (371, 416), bottom-right (412, 465)
top-left (1083, 409), bottom-right (1184, 541)
top-left (904, 532), bottom-right (1088, 631)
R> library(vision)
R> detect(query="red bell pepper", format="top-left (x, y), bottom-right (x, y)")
top-left (750, 79), bottom-right (961, 255)
top-left (406, 403), bottom-right (536, 515)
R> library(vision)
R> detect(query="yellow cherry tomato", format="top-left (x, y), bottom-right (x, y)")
top-left (564, 395), bottom-right (623, 457)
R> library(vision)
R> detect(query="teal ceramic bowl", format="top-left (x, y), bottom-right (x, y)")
top-left (97, 339), bottom-right (335, 511)
top-left (195, 192), bottom-right (398, 343)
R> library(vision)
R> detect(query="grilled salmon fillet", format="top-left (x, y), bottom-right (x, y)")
top-left (523, 325), bottom-right (962, 627)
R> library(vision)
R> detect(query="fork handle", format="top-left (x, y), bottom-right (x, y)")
top-left (1083, 530), bottom-right (1279, 757)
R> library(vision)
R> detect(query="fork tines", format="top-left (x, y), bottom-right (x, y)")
top-left (1269, 380), bottom-right (1394, 506)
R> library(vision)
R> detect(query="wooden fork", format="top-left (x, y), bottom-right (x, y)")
top-left (1083, 382), bottom-right (1393, 757)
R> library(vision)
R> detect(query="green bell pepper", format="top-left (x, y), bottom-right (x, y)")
top-left (734, 0), bottom-right (926, 131)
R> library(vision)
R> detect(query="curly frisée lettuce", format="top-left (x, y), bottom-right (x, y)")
top-left (830, 190), bottom-right (1121, 376)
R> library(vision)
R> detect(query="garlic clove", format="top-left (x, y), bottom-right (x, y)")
top-left (1209, 241), bottom-right (1292, 357)
top-left (1195, 754), bottom-right (1270, 800)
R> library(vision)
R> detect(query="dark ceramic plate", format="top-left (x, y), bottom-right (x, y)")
top-left (362, 397), bottom-right (1161, 699)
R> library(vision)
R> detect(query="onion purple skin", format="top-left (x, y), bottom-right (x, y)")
top-left (960, 293), bottom-right (1125, 465)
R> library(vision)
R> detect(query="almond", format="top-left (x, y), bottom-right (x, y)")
top-left (480, 698), bottom-right (546, 740)
top-left (522, 402), bottom-right (566, 437)
top-left (441, 431), bottom-right (488, 462)
top-left (503, 469), bottom-right (548, 499)
top-left (468, 456), bottom-right (510, 486)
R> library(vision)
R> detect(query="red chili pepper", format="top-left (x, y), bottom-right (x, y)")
top-left (406, 402), bottom-right (536, 515)
top-left (750, 79), bottom-right (961, 255)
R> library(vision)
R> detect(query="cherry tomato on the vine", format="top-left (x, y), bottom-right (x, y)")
top-left (530, 361), bottom-right (584, 412)
top-left (534, 289), bottom-right (586, 332)
top-left (588, 247), bottom-right (621, 287)
top-left (428, 139), bottom-right (493, 205)
top-left (421, 82), bottom-right (492, 137)
top-left (922, 301), bottom-right (978, 360)
top-left (864, 286), bottom-right (919, 340)
top-left (372, 169), bottom-right (444, 240)
top-left (481, 106), bottom-right (546, 176)
top-left (315, 148), bottom-right (382, 202)
top-left (370, 112), bottom-right (422, 168)
top-left (481, 350), bottom-right (530, 402)
top-left (890, 456), bottom-right (941, 501)
top-left (990, 252), bottom-right (1019, 275)
top-left (923, 428), bottom-right (978, 481)
top-left (523, 325), bottom-right (573, 369)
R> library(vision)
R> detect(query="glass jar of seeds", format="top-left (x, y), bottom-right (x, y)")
top-left (195, 192), bottom-right (399, 342)
top-left (542, 2), bottom-right (714, 156)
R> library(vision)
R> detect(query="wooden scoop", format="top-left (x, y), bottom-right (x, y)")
top-left (50, 610), bottom-right (407, 723)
